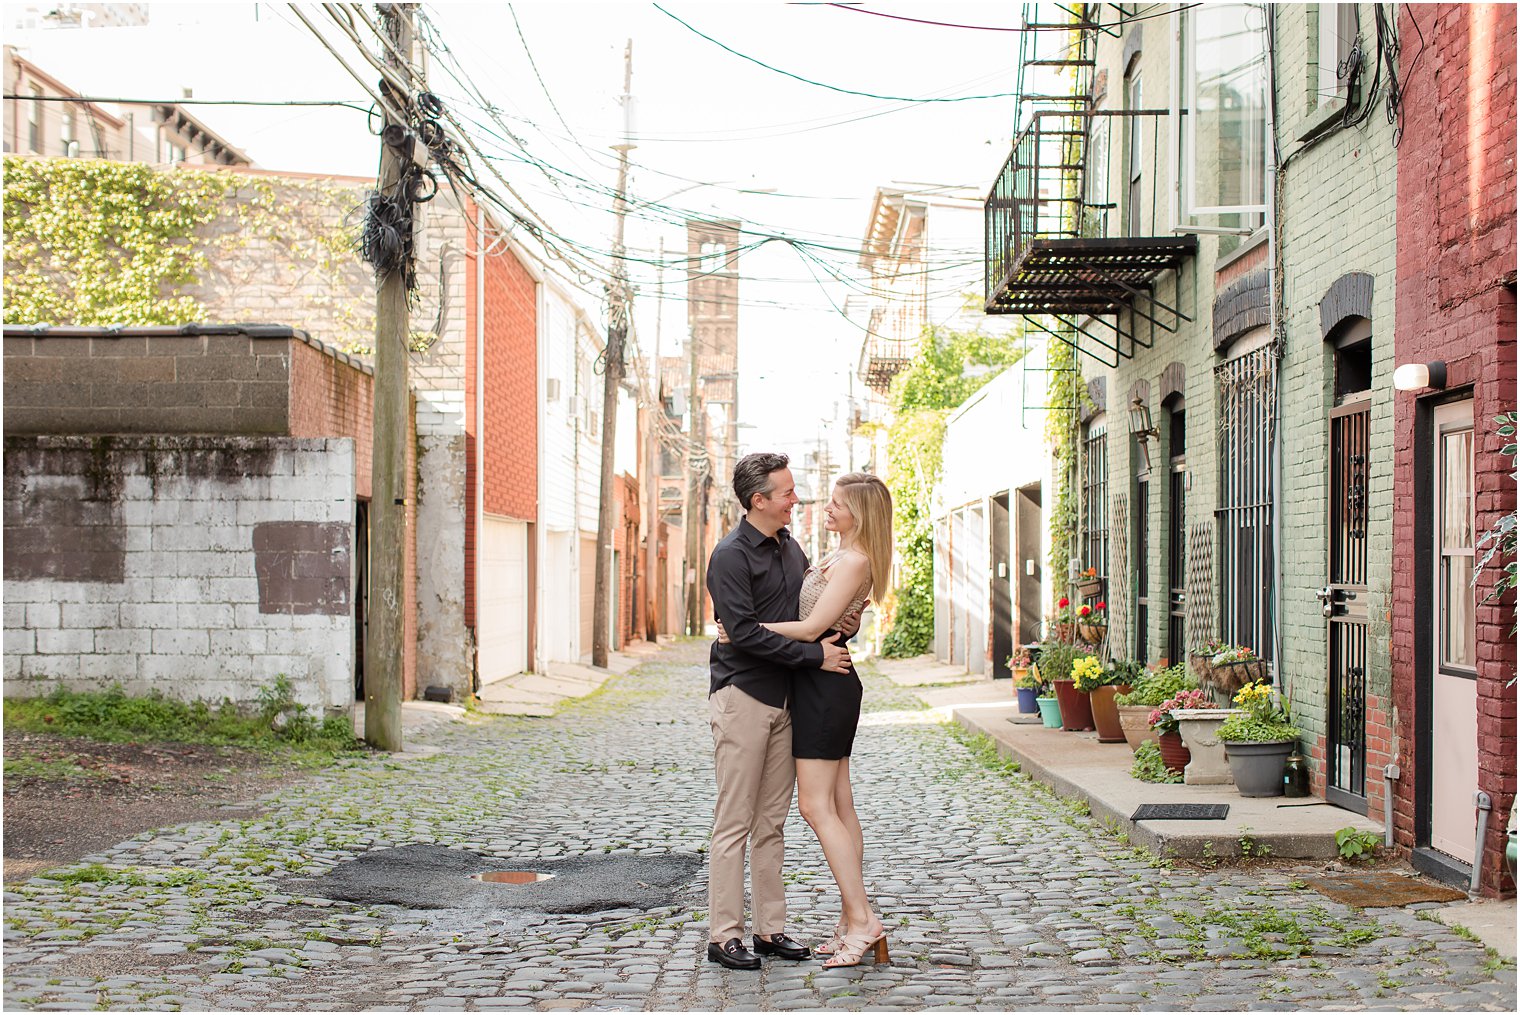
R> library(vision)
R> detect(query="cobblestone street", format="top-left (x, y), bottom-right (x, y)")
top-left (4, 642), bottom-right (1515, 1012)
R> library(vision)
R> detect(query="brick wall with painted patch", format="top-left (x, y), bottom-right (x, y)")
top-left (3, 435), bottom-right (354, 713)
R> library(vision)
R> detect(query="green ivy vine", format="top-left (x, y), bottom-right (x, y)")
top-left (1044, 335), bottom-right (1083, 609)
top-left (4, 157), bottom-right (226, 325)
top-left (4, 157), bottom-right (369, 349)
top-left (878, 325), bottom-right (1026, 658)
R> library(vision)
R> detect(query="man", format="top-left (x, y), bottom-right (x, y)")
top-left (704, 452), bottom-right (855, 971)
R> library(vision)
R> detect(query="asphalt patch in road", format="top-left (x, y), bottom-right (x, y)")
top-left (289, 844), bottom-right (703, 913)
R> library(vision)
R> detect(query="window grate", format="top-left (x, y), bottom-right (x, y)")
top-left (1082, 424), bottom-right (1109, 591)
top-left (1214, 345), bottom-right (1276, 663)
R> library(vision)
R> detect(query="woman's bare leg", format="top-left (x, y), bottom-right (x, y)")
top-left (796, 758), bottom-right (875, 934)
top-left (833, 757), bottom-right (864, 867)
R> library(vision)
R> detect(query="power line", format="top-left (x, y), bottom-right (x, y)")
top-left (653, 4), bottom-right (1020, 103)
top-left (822, 2), bottom-right (1194, 33)
top-left (2, 94), bottom-right (371, 111)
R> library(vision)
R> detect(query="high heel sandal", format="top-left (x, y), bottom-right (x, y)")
top-left (814, 920), bottom-right (846, 956)
top-left (821, 925), bottom-right (888, 968)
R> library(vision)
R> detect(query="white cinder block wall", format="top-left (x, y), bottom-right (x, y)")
top-left (3, 436), bottom-right (355, 713)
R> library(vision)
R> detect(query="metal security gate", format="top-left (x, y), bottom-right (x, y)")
top-left (1323, 399), bottom-right (1371, 810)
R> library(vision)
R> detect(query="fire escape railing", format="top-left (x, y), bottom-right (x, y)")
top-left (984, 107), bottom-right (1196, 367)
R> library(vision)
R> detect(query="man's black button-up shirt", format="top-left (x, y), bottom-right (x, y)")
top-left (707, 517), bottom-right (825, 708)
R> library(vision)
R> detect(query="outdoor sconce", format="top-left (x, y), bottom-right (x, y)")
top-left (1129, 396), bottom-right (1160, 469)
top-left (1393, 361), bottom-right (1447, 391)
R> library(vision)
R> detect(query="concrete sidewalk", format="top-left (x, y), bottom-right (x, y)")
top-left (914, 676), bottom-right (1385, 860)
top-left (474, 638), bottom-right (667, 716)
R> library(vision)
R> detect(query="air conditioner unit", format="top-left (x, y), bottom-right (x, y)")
top-left (546, 377), bottom-right (562, 402)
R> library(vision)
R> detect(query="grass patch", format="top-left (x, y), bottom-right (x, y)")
top-left (945, 725), bottom-right (1022, 779)
top-left (2, 754), bottom-right (107, 781)
top-left (4, 677), bottom-right (363, 766)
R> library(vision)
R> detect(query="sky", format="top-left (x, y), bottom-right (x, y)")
top-left (11, 2), bottom-right (1038, 462)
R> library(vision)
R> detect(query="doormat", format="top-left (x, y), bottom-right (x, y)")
top-left (1300, 870), bottom-right (1468, 908)
top-left (1132, 803), bottom-right (1231, 821)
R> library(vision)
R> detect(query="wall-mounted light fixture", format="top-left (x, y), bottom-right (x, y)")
top-left (1129, 396), bottom-right (1160, 469)
top-left (1393, 361), bottom-right (1447, 391)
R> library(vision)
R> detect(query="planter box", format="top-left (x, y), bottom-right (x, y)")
top-left (1089, 684), bottom-right (1131, 743)
top-left (1052, 678), bottom-right (1094, 732)
top-left (1118, 704), bottom-right (1159, 752)
top-left (1076, 578), bottom-right (1104, 598)
top-left (1173, 708), bottom-right (1243, 785)
top-left (1078, 623), bottom-right (1108, 645)
top-left (1225, 740), bottom-right (1295, 797)
top-left (1190, 654), bottom-right (1268, 696)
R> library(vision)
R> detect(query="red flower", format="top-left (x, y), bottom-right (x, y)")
top-left (1058, 596), bottom-right (1070, 608)
top-left (1078, 605), bottom-right (1092, 617)
top-left (1095, 601), bottom-right (1106, 610)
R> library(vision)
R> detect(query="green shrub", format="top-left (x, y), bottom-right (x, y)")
top-left (1034, 642), bottom-right (1081, 683)
top-left (1335, 826), bottom-right (1380, 861)
top-left (1115, 663), bottom-right (1195, 707)
top-left (1130, 741), bottom-right (1182, 784)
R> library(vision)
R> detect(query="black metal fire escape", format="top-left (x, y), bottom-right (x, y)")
top-left (984, 6), bottom-right (1196, 368)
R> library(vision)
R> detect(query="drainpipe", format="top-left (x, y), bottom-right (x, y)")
top-left (1264, 6), bottom-right (1286, 681)
top-left (475, 202), bottom-right (485, 690)
top-left (1383, 763), bottom-right (1400, 848)
top-left (1471, 791), bottom-right (1493, 894)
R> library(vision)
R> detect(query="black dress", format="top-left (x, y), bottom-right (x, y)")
top-left (790, 558), bottom-right (871, 761)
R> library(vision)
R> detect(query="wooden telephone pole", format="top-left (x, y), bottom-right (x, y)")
top-left (592, 40), bottom-right (634, 669)
top-left (685, 327), bottom-right (704, 636)
top-left (365, 2), bottom-right (416, 753)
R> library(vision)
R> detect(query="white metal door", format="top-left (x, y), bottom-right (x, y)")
top-left (1429, 399), bottom-right (1478, 863)
top-left (966, 504), bottom-right (987, 675)
top-left (543, 530), bottom-right (575, 663)
top-left (933, 517), bottom-right (950, 662)
top-left (479, 516), bottom-right (529, 683)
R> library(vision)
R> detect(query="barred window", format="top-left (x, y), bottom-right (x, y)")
top-left (1215, 341), bottom-right (1276, 662)
top-left (1082, 421), bottom-right (1109, 589)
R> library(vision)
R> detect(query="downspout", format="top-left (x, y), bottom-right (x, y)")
top-left (1383, 764), bottom-right (1400, 848)
top-left (1472, 791), bottom-right (1493, 894)
top-left (475, 202), bottom-right (485, 690)
top-left (533, 274), bottom-right (547, 672)
top-left (1265, 5), bottom-right (1286, 687)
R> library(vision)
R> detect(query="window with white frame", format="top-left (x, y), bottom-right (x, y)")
top-left (1173, 4), bottom-right (1269, 233)
top-left (1312, 3), bottom-right (1359, 116)
top-left (27, 86), bottom-right (42, 152)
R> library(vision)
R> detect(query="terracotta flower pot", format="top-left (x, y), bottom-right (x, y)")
top-left (1052, 678), bottom-right (1094, 732)
top-left (1156, 730), bottom-right (1191, 774)
top-left (1089, 684), bottom-right (1131, 743)
top-left (1118, 705), bottom-right (1159, 752)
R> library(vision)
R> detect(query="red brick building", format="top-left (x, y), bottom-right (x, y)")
top-left (464, 200), bottom-right (540, 685)
top-left (1391, 3), bottom-right (1517, 896)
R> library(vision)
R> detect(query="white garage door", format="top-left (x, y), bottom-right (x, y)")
top-left (479, 515), bottom-right (529, 683)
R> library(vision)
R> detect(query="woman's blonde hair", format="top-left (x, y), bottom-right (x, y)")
top-left (833, 472), bottom-right (893, 601)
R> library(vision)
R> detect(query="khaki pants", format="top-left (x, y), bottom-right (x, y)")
top-left (707, 683), bottom-right (795, 946)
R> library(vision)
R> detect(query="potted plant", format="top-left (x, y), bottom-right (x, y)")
top-left (1077, 600), bottom-right (1108, 645)
top-left (1115, 663), bottom-right (1195, 752)
top-left (1011, 647), bottom-right (1039, 713)
top-left (1048, 597), bottom-right (1077, 643)
top-left (1085, 657), bottom-right (1140, 744)
top-left (1076, 564), bottom-right (1104, 599)
top-left (1218, 682), bottom-right (1302, 797)
top-left (1169, 687), bottom-right (1243, 786)
top-left (1037, 642), bottom-right (1093, 732)
top-left (1147, 688), bottom-right (1211, 775)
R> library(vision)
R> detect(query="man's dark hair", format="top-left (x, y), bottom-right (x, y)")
top-left (733, 452), bottom-right (790, 512)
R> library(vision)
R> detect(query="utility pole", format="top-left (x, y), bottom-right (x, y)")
top-left (644, 236), bottom-right (664, 641)
top-left (685, 326), bottom-right (705, 636)
top-left (365, 2), bottom-right (415, 753)
top-left (592, 39), bottom-right (633, 669)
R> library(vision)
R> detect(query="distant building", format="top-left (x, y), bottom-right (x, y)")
top-left (8, 4), bottom-right (149, 32)
top-left (3, 45), bottom-right (251, 166)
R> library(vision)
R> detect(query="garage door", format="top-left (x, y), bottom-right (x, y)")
top-left (479, 516), bottom-right (528, 683)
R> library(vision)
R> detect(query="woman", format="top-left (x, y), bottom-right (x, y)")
top-left (719, 472), bottom-right (893, 968)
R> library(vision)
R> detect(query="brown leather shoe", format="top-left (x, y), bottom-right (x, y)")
top-left (752, 932), bottom-right (812, 960)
